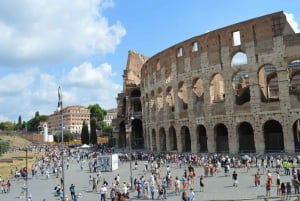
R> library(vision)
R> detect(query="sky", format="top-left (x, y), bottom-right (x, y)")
top-left (0, 0), bottom-right (299, 122)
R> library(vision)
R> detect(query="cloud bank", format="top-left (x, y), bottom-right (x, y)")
top-left (0, 0), bottom-right (125, 121)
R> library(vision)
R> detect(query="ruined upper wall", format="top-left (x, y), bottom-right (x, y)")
top-left (123, 50), bottom-right (148, 89)
top-left (141, 11), bottom-right (297, 78)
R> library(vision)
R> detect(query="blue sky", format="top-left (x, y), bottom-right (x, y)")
top-left (0, 0), bottom-right (299, 122)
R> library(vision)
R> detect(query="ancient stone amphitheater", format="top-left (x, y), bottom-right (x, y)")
top-left (113, 11), bottom-right (300, 154)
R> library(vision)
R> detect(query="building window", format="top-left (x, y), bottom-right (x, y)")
top-left (177, 47), bottom-right (183, 57)
top-left (233, 31), bottom-right (241, 46)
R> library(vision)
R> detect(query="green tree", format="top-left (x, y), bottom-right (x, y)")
top-left (90, 117), bottom-right (97, 144)
top-left (88, 104), bottom-right (107, 130)
top-left (81, 120), bottom-right (89, 144)
top-left (0, 121), bottom-right (14, 131)
top-left (102, 124), bottom-right (112, 137)
top-left (54, 130), bottom-right (74, 145)
top-left (26, 112), bottom-right (48, 132)
top-left (16, 115), bottom-right (22, 130)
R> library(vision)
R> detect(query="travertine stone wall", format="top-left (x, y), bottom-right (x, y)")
top-left (140, 11), bottom-right (300, 154)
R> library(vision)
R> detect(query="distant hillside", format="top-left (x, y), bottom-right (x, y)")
top-left (0, 133), bottom-right (32, 147)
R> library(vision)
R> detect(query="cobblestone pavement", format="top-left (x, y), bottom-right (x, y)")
top-left (1, 156), bottom-right (299, 201)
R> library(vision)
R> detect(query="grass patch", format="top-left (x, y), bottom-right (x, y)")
top-left (0, 151), bottom-right (40, 180)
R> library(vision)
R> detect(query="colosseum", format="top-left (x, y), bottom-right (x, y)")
top-left (112, 11), bottom-right (300, 154)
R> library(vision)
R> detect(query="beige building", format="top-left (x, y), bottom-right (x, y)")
top-left (48, 105), bottom-right (90, 135)
top-left (103, 108), bottom-right (117, 126)
top-left (113, 11), bottom-right (300, 154)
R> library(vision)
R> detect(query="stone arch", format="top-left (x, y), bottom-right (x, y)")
top-left (178, 81), bottom-right (188, 110)
top-left (214, 123), bottom-right (229, 152)
top-left (293, 119), bottom-right (300, 152)
top-left (131, 89), bottom-right (142, 112)
top-left (196, 125), bottom-right (208, 152)
top-left (258, 64), bottom-right (279, 102)
top-left (150, 90), bottom-right (156, 111)
top-left (169, 126), bottom-right (177, 151)
top-left (151, 129), bottom-right (157, 151)
top-left (157, 87), bottom-right (163, 111)
top-left (237, 122), bottom-right (255, 153)
top-left (180, 126), bottom-right (191, 152)
top-left (210, 73), bottom-right (225, 103)
top-left (166, 87), bottom-right (175, 112)
top-left (192, 78), bottom-right (204, 114)
top-left (132, 119), bottom-right (143, 149)
top-left (263, 120), bottom-right (284, 152)
top-left (159, 127), bottom-right (167, 151)
top-left (232, 71), bottom-right (250, 105)
top-left (231, 51), bottom-right (247, 67)
top-left (288, 60), bottom-right (300, 103)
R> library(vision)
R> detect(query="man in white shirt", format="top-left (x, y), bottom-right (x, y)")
top-left (189, 188), bottom-right (195, 201)
top-left (100, 184), bottom-right (107, 201)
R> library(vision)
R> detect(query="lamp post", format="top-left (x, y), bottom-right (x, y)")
top-left (58, 86), bottom-right (65, 199)
top-left (25, 149), bottom-right (28, 201)
top-left (128, 111), bottom-right (134, 190)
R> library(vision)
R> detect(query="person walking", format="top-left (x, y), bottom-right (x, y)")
top-left (69, 184), bottom-right (76, 200)
top-left (232, 171), bottom-right (238, 187)
top-left (188, 188), bottom-right (195, 201)
top-left (110, 188), bottom-right (116, 201)
top-left (100, 184), bottom-right (107, 201)
top-left (266, 180), bottom-right (271, 199)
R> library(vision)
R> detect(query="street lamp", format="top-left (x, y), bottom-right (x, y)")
top-left (57, 86), bottom-right (66, 199)
top-left (128, 111), bottom-right (134, 190)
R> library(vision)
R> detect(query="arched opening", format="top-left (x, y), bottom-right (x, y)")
top-left (169, 126), bottom-right (177, 151)
top-left (215, 124), bottom-right (229, 152)
top-left (151, 129), bottom-right (157, 151)
top-left (181, 126), bottom-right (191, 152)
top-left (210, 73), bottom-right (225, 103)
top-left (238, 122), bottom-right (255, 153)
top-left (289, 60), bottom-right (300, 107)
top-left (263, 120), bottom-right (284, 152)
top-left (166, 87), bottom-right (175, 114)
top-left (196, 125), bottom-right (208, 152)
top-left (293, 119), bottom-right (300, 152)
top-left (192, 78), bottom-right (204, 115)
top-left (231, 51), bottom-right (247, 67)
top-left (258, 65), bottom-right (279, 102)
top-left (131, 119), bottom-right (143, 149)
top-left (232, 71), bottom-right (250, 105)
top-left (157, 88), bottom-right (163, 111)
top-left (178, 81), bottom-right (188, 110)
top-left (119, 121), bottom-right (126, 148)
top-left (159, 127), bottom-right (167, 151)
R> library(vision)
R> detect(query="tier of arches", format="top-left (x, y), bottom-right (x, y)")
top-left (148, 119), bottom-right (300, 153)
top-left (142, 58), bottom-right (300, 114)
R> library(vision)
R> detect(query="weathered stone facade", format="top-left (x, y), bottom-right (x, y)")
top-left (140, 11), bottom-right (300, 154)
top-left (113, 11), bottom-right (300, 154)
top-left (112, 51), bottom-right (147, 150)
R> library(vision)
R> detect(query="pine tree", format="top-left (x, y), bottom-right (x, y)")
top-left (90, 118), bottom-right (97, 144)
top-left (81, 120), bottom-right (89, 144)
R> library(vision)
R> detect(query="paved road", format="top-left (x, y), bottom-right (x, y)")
top-left (1, 155), bottom-right (299, 201)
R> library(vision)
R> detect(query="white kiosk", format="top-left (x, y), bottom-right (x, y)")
top-left (97, 154), bottom-right (118, 172)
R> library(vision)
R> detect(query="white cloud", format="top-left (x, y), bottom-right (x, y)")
top-left (0, 62), bottom-right (122, 122)
top-left (285, 12), bottom-right (300, 33)
top-left (0, 0), bottom-right (125, 122)
top-left (0, 0), bottom-right (126, 66)
top-left (62, 62), bottom-right (122, 108)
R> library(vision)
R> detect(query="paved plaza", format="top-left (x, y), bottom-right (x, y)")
top-left (1, 154), bottom-right (299, 201)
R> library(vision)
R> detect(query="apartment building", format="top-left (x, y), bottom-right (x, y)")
top-left (47, 105), bottom-right (90, 135)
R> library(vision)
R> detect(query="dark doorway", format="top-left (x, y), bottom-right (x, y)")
top-left (215, 124), bottom-right (229, 152)
top-left (238, 122), bottom-right (255, 153)
top-left (264, 120), bottom-right (284, 152)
